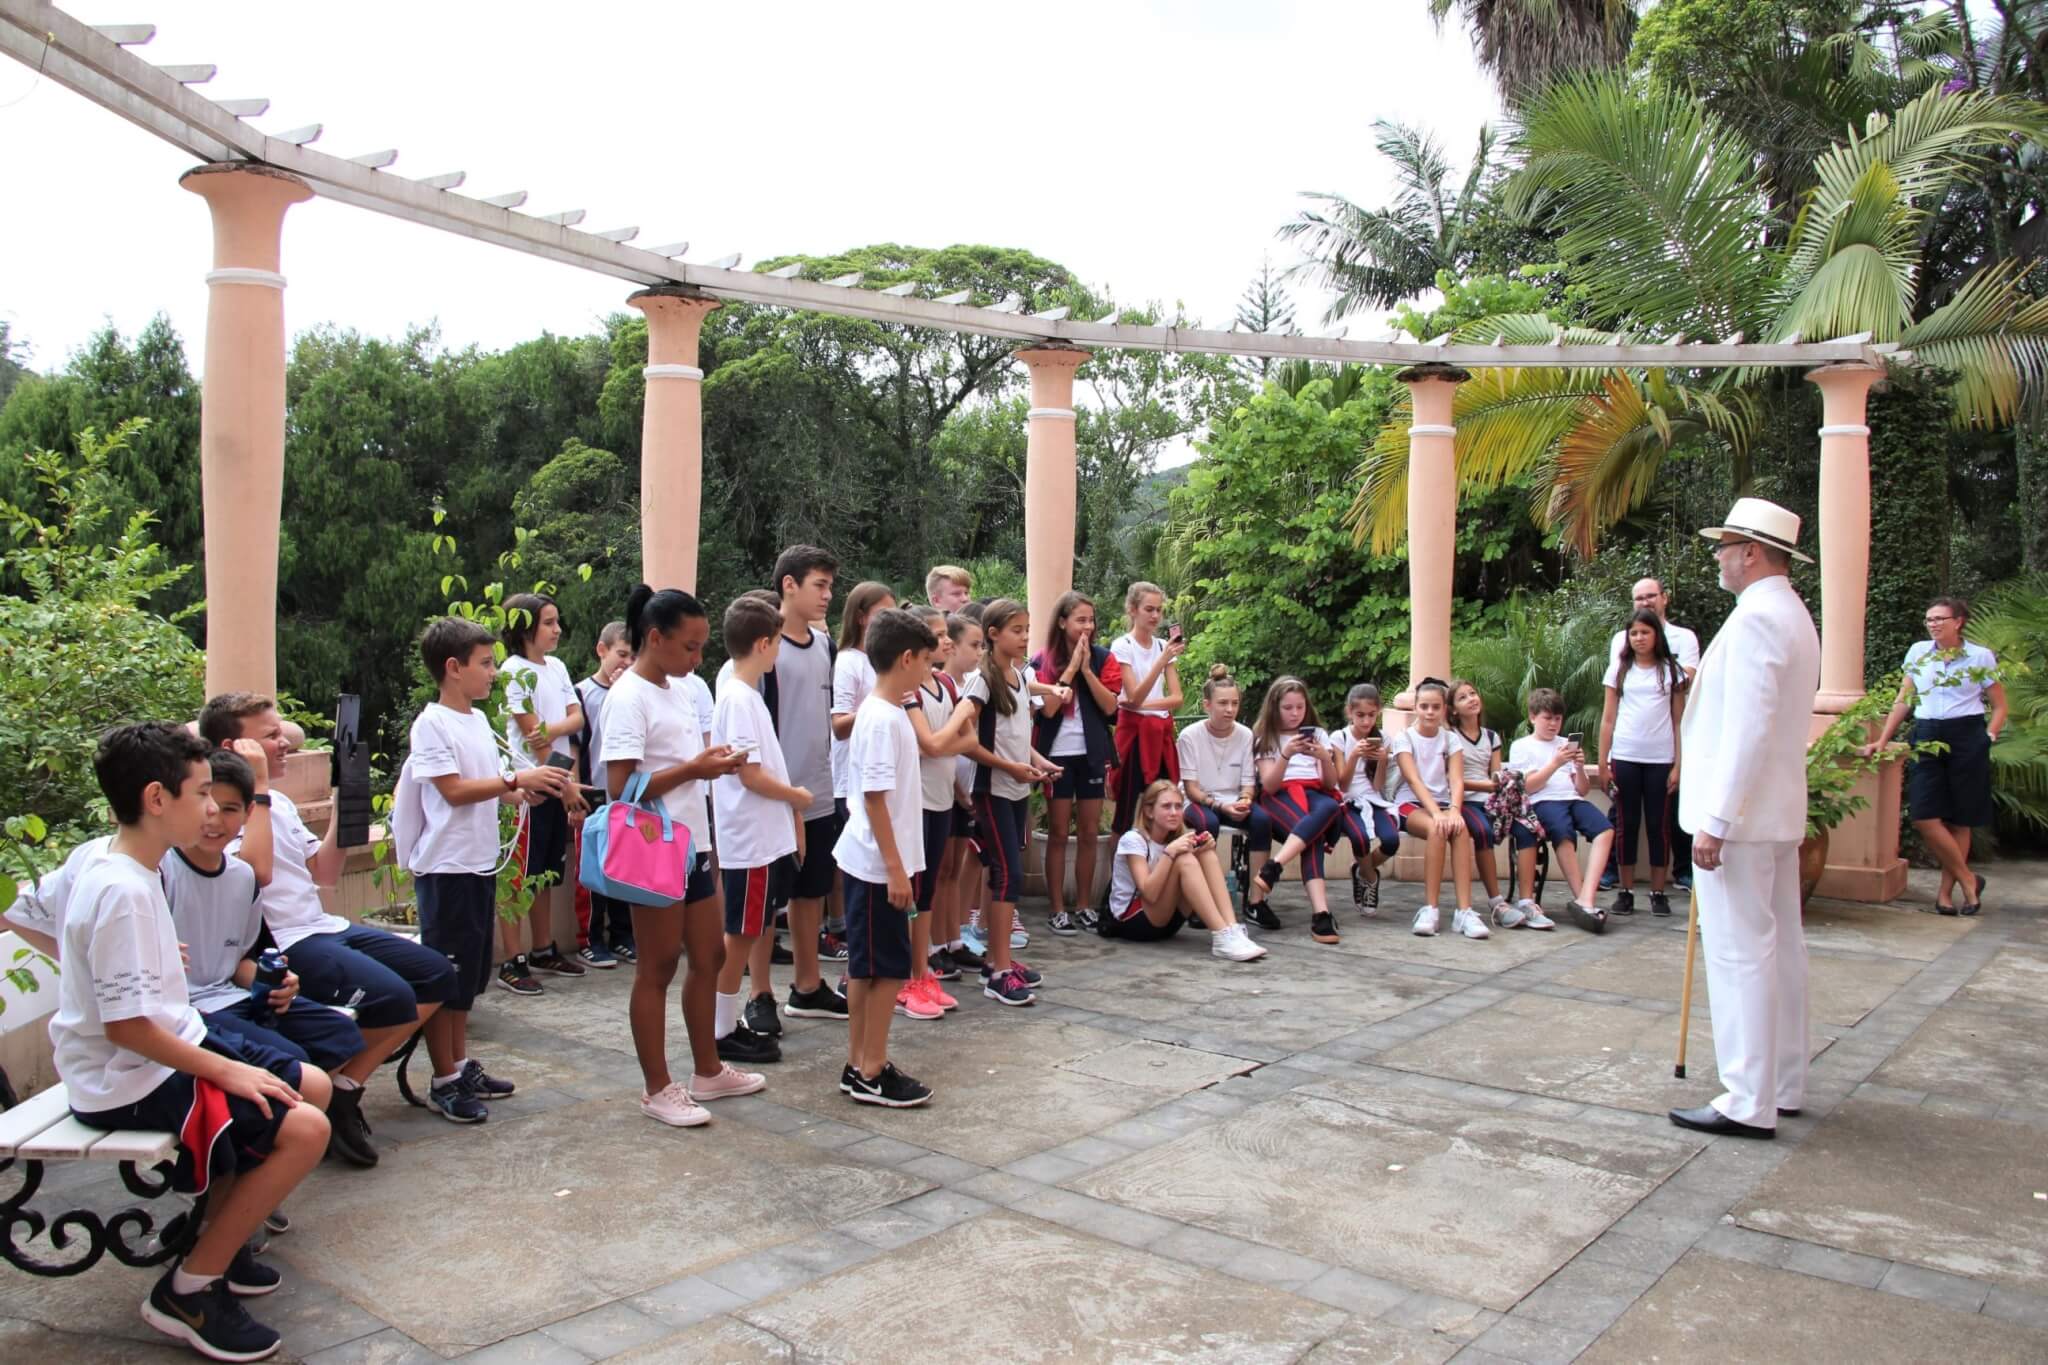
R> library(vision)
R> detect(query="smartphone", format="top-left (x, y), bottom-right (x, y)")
top-left (544, 752), bottom-right (575, 771)
top-left (1297, 725), bottom-right (1317, 741)
top-left (1565, 732), bottom-right (1583, 749)
top-left (1168, 623), bottom-right (1186, 645)
top-left (730, 739), bottom-right (758, 755)
top-left (1192, 831), bottom-right (1213, 847)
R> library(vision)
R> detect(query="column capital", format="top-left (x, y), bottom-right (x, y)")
top-left (1395, 363), bottom-right (1472, 386)
top-left (1015, 343), bottom-right (1092, 373)
top-left (630, 289), bottom-right (720, 369)
top-left (180, 163), bottom-right (313, 275)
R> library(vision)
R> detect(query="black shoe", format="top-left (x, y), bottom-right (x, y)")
top-left (745, 992), bottom-right (783, 1037)
top-left (610, 940), bottom-right (638, 964)
top-left (1310, 911), bottom-right (1340, 944)
top-left (979, 959), bottom-right (1043, 987)
top-left (496, 954), bottom-right (543, 996)
top-left (1611, 889), bottom-right (1636, 916)
top-left (1566, 900), bottom-right (1607, 936)
top-left (528, 944), bottom-right (585, 977)
top-left (1256, 860), bottom-right (1283, 890)
top-left (928, 948), bottom-right (961, 982)
top-left (848, 1062), bottom-right (933, 1108)
top-left (1077, 906), bottom-right (1102, 934)
top-left (1650, 892), bottom-right (1672, 917)
top-left (1356, 862), bottom-right (1380, 913)
top-left (770, 935), bottom-right (794, 965)
top-left (142, 1270), bottom-right (282, 1361)
top-left (1668, 1104), bottom-right (1775, 1139)
top-left (949, 943), bottom-right (987, 972)
top-left (717, 1022), bottom-right (782, 1064)
top-left (819, 931), bottom-right (849, 962)
top-left (1245, 899), bottom-right (1282, 932)
top-left (1049, 909), bottom-right (1079, 936)
top-left (224, 1242), bottom-right (281, 1298)
top-left (459, 1059), bottom-right (515, 1098)
top-left (786, 983), bottom-right (849, 1019)
top-left (1778, 1107), bottom-right (1803, 1117)
top-left (838, 1064), bottom-right (859, 1095)
top-left (324, 1087), bottom-right (379, 1168)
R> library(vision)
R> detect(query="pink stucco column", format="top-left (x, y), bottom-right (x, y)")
top-left (629, 288), bottom-right (720, 594)
top-left (1019, 346), bottom-right (1090, 635)
top-left (181, 164), bottom-right (313, 699)
top-left (1809, 363), bottom-right (1884, 712)
top-left (1396, 365), bottom-right (1469, 708)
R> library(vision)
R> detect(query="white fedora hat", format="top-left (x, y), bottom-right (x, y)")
top-left (1698, 496), bottom-right (1813, 563)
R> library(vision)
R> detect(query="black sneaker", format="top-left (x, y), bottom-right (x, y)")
top-left (979, 959), bottom-right (1042, 987)
top-left (848, 1062), bottom-right (933, 1108)
top-left (1566, 900), bottom-right (1608, 936)
top-left (610, 940), bottom-right (638, 964)
top-left (1245, 899), bottom-right (1282, 932)
top-left (142, 1270), bottom-right (281, 1362)
top-left (428, 1077), bottom-right (489, 1123)
top-left (224, 1242), bottom-right (281, 1297)
top-left (928, 948), bottom-right (961, 981)
top-left (496, 955), bottom-right (543, 996)
top-left (982, 966), bottom-right (1037, 1007)
top-left (745, 992), bottom-right (783, 1037)
top-left (949, 942), bottom-right (987, 973)
top-left (770, 936), bottom-right (794, 965)
top-left (1049, 909), bottom-right (1079, 936)
top-left (1257, 859), bottom-right (1284, 890)
top-left (786, 983), bottom-right (850, 1019)
top-left (717, 1022), bottom-right (782, 1063)
top-left (1650, 891), bottom-right (1673, 917)
top-left (1611, 889), bottom-right (1637, 916)
top-left (529, 944), bottom-right (586, 977)
top-left (324, 1087), bottom-right (378, 1168)
top-left (459, 1059), bottom-right (515, 1098)
top-left (838, 1063), bottom-right (860, 1095)
top-left (1078, 906), bottom-right (1102, 934)
top-left (1310, 910), bottom-right (1340, 944)
top-left (819, 931), bottom-right (850, 962)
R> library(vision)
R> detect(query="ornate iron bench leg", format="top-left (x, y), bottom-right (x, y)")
top-left (1, 1153), bottom-right (205, 1277)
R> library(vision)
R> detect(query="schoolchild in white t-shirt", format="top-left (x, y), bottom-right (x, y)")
top-left (1177, 666), bottom-right (1273, 896)
top-left (899, 604), bottom-right (969, 1020)
top-left (1507, 689), bottom-right (1615, 932)
top-left (1386, 680), bottom-right (1486, 942)
top-left (1105, 779), bottom-right (1265, 962)
top-left (831, 581), bottom-right (897, 808)
top-left (1246, 676), bottom-right (1355, 945)
top-left (1329, 683), bottom-right (1401, 915)
top-left (577, 622), bottom-right (637, 965)
top-left (1447, 680), bottom-right (1514, 919)
top-left (497, 592), bottom-right (588, 992)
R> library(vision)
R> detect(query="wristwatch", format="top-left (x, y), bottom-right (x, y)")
top-left (502, 772), bottom-right (518, 791)
top-left (250, 793), bottom-right (272, 807)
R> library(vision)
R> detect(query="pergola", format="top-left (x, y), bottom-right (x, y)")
top-left (0, 2), bottom-right (1911, 901)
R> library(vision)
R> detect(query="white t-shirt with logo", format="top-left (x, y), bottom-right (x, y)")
top-left (603, 668), bottom-right (711, 852)
top-left (406, 702), bottom-right (510, 876)
top-left (237, 789), bottom-right (347, 951)
top-left (915, 676), bottom-right (960, 812)
top-left (1177, 721), bottom-right (1255, 803)
top-left (3, 834), bottom-right (111, 942)
top-left (1329, 728), bottom-right (1394, 810)
top-left (1108, 828), bottom-right (1164, 921)
top-left (1603, 659), bottom-right (1680, 763)
top-left (51, 852), bottom-right (209, 1113)
top-left (835, 695), bottom-right (925, 884)
top-left (1510, 733), bottom-right (1584, 804)
top-left (711, 674), bottom-right (798, 870)
top-left (160, 849), bottom-right (264, 1014)
top-left (503, 654), bottom-right (579, 766)
top-left (1111, 633), bottom-right (1168, 712)
top-left (831, 648), bottom-right (876, 799)
top-left (1450, 725), bottom-right (1499, 800)
top-left (1257, 726), bottom-right (1333, 786)
top-left (1387, 726), bottom-right (1459, 808)
top-left (963, 665), bottom-right (1037, 800)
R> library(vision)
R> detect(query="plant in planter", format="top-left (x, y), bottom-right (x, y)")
top-left (1801, 672), bottom-right (1942, 905)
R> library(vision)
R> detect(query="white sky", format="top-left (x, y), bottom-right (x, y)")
top-left (2, 0), bottom-right (1498, 437)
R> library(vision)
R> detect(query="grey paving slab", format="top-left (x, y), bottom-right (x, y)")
top-left (735, 1211), bottom-right (1346, 1361)
top-left (608, 1315), bottom-right (794, 1362)
top-left (1796, 899), bottom-right (1981, 961)
top-left (1055, 1037), bottom-right (1260, 1089)
top-left (1582, 1250), bottom-right (2048, 1363)
top-left (1072, 1082), bottom-right (1699, 1311)
top-left (0, 1316), bottom-right (199, 1365)
top-left (1284, 909), bottom-right (1583, 973)
top-left (303, 1327), bottom-right (445, 1365)
top-left (1558, 934), bottom-right (1917, 1029)
top-left (1872, 1000), bottom-right (2048, 1111)
top-left (1736, 1098), bottom-right (2048, 1295)
top-left (1298, 1315), bottom-right (1463, 1363)
top-left (270, 1097), bottom-right (926, 1354)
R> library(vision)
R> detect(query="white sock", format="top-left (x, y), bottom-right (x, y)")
top-left (456, 1058), bottom-right (472, 1073)
top-left (331, 1074), bottom-right (361, 1092)
top-left (434, 1071), bottom-right (462, 1087)
top-left (171, 1267), bottom-right (217, 1295)
top-left (714, 990), bottom-right (741, 1038)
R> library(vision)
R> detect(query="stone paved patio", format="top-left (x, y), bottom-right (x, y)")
top-left (5, 861), bottom-right (2047, 1362)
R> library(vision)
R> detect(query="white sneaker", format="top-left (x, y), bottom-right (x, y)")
top-left (1212, 925), bottom-right (1268, 962)
top-left (1451, 908), bottom-right (1492, 940)
top-left (689, 1063), bottom-right (767, 1102)
top-left (641, 1082), bottom-right (711, 1127)
top-left (1493, 899), bottom-right (1528, 930)
top-left (1523, 902), bottom-right (1556, 930)
top-left (1010, 925), bottom-right (1030, 949)
top-left (1412, 905), bottom-right (1440, 937)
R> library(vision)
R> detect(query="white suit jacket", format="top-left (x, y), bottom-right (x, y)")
top-left (1678, 575), bottom-right (1820, 843)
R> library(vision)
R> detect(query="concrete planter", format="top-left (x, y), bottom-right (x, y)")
top-left (1025, 830), bottom-right (1116, 905)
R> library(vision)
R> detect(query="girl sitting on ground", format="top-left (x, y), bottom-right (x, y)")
top-left (1105, 780), bottom-right (1265, 961)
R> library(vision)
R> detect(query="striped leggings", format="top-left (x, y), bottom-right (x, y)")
top-left (1259, 783), bottom-right (1371, 882)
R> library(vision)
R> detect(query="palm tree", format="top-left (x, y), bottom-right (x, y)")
top-left (1427, 0), bottom-right (1637, 103)
top-left (1276, 119), bottom-right (1494, 324)
top-left (1349, 71), bottom-right (2048, 558)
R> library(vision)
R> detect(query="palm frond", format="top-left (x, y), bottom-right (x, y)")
top-left (1902, 260), bottom-right (2048, 427)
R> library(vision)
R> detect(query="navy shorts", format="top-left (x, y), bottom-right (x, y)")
top-left (205, 994), bottom-right (365, 1070)
top-left (73, 1024), bottom-right (302, 1195)
top-left (793, 810), bottom-right (844, 901)
top-left (1512, 799), bottom-right (1613, 850)
top-left (915, 808), bottom-right (952, 915)
top-left (1907, 716), bottom-right (1994, 827)
top-left (523, 795), bottom-right (569, 882)
top-left (416, 872), bottom-right (497, 1011)
top-left (286, 922), bottom-right (454, 1029)
top-left (951, 806), bottom-right (978, 844)
top-left (1460, 802), bottom-right (1498, 850)
top-left (844, 875), bottom-right (911, 981)
top-left (1048, 752), bottom-right (1107, 801)
top-left (723, 856), bottom-right (796, 937)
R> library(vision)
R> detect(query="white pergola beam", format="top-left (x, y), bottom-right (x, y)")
top-left (90, 22), bottom-right (152, 43)
top-left (155, 62), bottom-right (213, 83)
top-left (0, 0), bottom-right (1898, 372)
top-left (414, 170), bottom-right (464, 190)
top-left (645, 240), bottom-right (688, 257)
top-left (478, 190), bottom-right (526, 208)
top-left (348, 148), bottom-right (397, 168)
top-left (214, 97), bottom-right (267, 117)
top-left (766, 263), bottom-right (804, 279)
top-left (593, 225), bottom-right (638, 242)
top-left (274, 122), bottom-right (321, 145)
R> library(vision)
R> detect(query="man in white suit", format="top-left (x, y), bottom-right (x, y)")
top-left (1670, 498), bottom-right (1821, 1139)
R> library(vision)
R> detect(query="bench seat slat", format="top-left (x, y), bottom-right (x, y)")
top-left (77, 1126), bottom-right (179, 1164)
top-left (14, 1115), bottom-right (108, 1160)
top-left (0, 1086), bottom-right (70, 1158)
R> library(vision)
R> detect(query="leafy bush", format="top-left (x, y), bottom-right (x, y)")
top-left (1450, 592), bottom-right (1614, 745)
top-left (0, 420), bottom-right (204, 908)
top-left (1970, 573), bottom-right (2048, 838)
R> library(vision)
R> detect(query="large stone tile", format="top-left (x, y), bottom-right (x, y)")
top-left (1052, 938), bottom-right (1460, 1053)
top-left (1276, 906), bottom-right (1585, 973)
top-left (1735, 1099), bottom-right (2048, 1295)
top-left (1299, 1315), bottom-right (1461, 1364)
top-left (0, 1317), bottom-right (200, 1364)
top-left (612, 1316), bottom-right (794, 1362)
top-left (1958, 948), bottom-right (2048, 1012)
top-left (1056, 1039), bottom-right (1259, 1090)
top-left (273, 1098), bottom-right (926, 1354)
top-left (737, 1211), bottom-right (1345, 1361)
top-left (1559, 936), bottom-right (1916, 1029)
top-left (1073, 1083), bottom-right (1699, 1311)
top-left (1796, 899), bottom-right (1978, 961)
top-left (1584, 1250), bottom-right (2048, 1363)
top-left (1872, 1001), bottom-right (2048, 1109)
top-left (762, 1014), bottom-right (1258, 1166)
top-left (1383, 992), bottom-right (1731, 1115)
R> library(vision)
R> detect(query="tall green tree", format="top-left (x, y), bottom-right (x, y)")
top-left (1428, 0), bottom-right (1638, 102)
top-left (1232, 258), bottom-right (1299, 381)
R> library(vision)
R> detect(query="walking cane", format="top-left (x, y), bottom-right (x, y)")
top-left (1674, 896), bottom-right (1701, 1078)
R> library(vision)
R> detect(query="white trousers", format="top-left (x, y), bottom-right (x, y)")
top-left (1696, 839), bottom-right (1808, 1127)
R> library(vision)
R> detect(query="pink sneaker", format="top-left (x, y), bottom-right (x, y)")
top-left (689, 1063), bottom-right (767, 1102)
top-left (920, 974), bottom-right (958, 1012)
top-left (641, 1082), bottom-right (710, 1127)
top-left (896, 980), bottom-right (945, 1020)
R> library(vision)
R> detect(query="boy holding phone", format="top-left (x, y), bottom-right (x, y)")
top-left (1506, 689), bottom-right (1614, 933)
